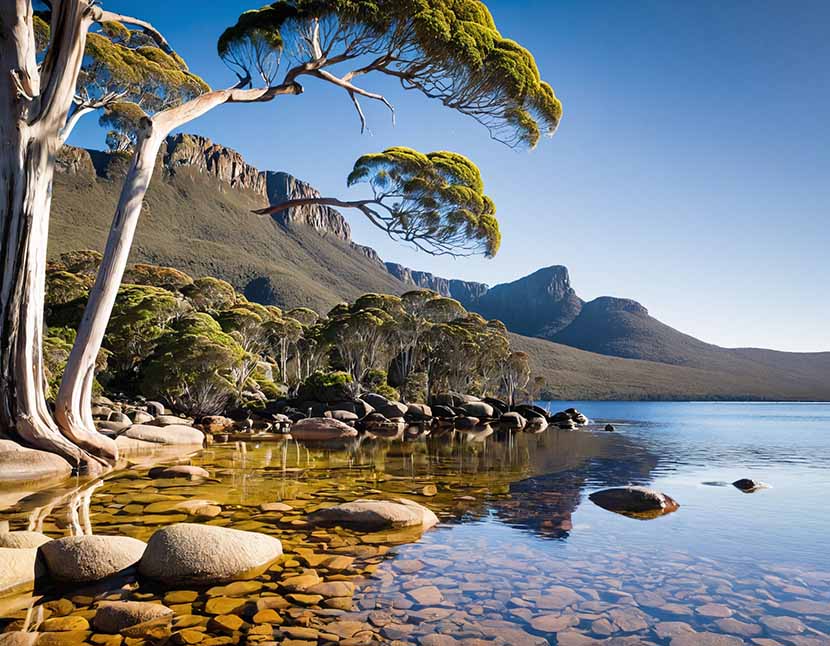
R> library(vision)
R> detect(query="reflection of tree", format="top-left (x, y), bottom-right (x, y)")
top-left (491, 430), bottom-right (661, 540)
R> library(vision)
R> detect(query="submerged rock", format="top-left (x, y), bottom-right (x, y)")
top-left (291, 417), bottom-right (358, 441)
top-left (148, 465), bottom-right (210, 480)
top-left (605, 424), bottom-right (616, 432)
top-left (40, 535), bottom-right (147, 583)
top-left (309, 498), bottom-right (438, 530)
top-left (139, 523), bottom-right (283, 584)
top-left (589, 486), bottom-right (680, 518)
top-left (93, 601), bottom-right (174, 633)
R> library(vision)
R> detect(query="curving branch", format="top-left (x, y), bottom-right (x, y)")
top-left (94, 9), bottom-right (175, 55)
top-left (310, 69), bottom-right (395, 126)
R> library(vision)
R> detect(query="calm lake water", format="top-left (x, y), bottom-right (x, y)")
top-left (2, 401), bottom-right (829, 645)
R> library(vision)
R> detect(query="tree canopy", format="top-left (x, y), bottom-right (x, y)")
top-left (219, 0), bottom-right (562, 147)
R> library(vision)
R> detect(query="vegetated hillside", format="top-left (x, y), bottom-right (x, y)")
top-left (510, 333), bottom-right (830, 401)
top-left (49, 136), bottom-right (406, 313)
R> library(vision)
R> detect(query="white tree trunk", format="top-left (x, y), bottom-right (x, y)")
top-left (56, 126), bottom-right (163, 450)
top-left (0, 0), bottom-right (107, 473)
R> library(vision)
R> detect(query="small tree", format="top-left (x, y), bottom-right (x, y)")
top-left (501, 351), bottom-right (532, 407)
top-left (257, 147), bottom-right (501, 257)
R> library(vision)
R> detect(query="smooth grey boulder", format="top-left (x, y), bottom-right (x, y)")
top-left (93, 601), bottom-right (174, 633)
top-left (461, 402), bottom-right (495, 418)
top-left (362, 393), bottom-right (390, 409)
top-left (0, 440), bottom-right (72, 482)
top-left (499, 412), bottom-right (527, 429)
top-left (291, 417), bottom-right (358, 441)
top-left (123, 424), bottom-right (204, 445)
top-left (589, 486), bottom-right (680, 516)
top-left (144, 401), bottom-right (165, 417)
top-left (139, 523), bottom-right (283, 584)
top-left (0, 632), bottom-right (39, 646)
top-left (0, 531), bottom-right (51, 549)
top-left (151, 415), bottom-right (194, 427)
top-left (0, 548), bottom-right (44, 596)
top-left (40, 535), bottom-right (147, 583)
top-left (309, 498), bottom-right (439, 530)
top-left (131, 410), bottom-right (156, 424)
top-left (378, 402), bottom-right (408, 419)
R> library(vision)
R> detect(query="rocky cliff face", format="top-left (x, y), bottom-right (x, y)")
top-left (465, 265), bottom-right (585, 337)
top-left (384, 262), bottom-right (490, 301)
top-left (264, 171), bottom-right (351, 241)
top-left (164, 133), bottom-right (268, 196)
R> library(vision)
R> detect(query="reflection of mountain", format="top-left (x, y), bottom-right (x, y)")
top-left (491, 430), bottom-right (660, 540)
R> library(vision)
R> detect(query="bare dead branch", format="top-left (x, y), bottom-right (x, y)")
top-left (94, 9), bottom-right (175, 55)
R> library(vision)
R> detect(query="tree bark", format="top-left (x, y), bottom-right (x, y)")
top-left (0, 0), bottom-right (106, 472)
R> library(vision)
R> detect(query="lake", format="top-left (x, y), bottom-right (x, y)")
top-left (1, 401), bottom-right (829, 645)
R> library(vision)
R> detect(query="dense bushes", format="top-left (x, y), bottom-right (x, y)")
top-left (44, 252), bottom-right (544, 414)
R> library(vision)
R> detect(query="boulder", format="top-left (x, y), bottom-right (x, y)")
top-left (96, 420), bottom-right (132, 435)
top-left (362, 393), bottom-right (391, 409)
top-left (0, 633), bottom-right (39, 646)
top-left (40, 535), bottom-right (147, 583)
top-left (329, 410), bottom-right (359, 424)
top-left (151, 415), bottom-right (193, 427)
top-left (499, 412), bottom-right (527, 430)
top-left (405, 404), bottom-right (432, 421)
top-left (431, 405), bottom-right (456, 419)
top-left (483, 397), bottom-right (509, 414)
top-left (197, 416), bottom-right (234, 434)
top-left (431, 393), bottom-right (463, 408)
top-left (309, 498), bottom-right (438, 530)
top-left (378, 402), bottom-right (408, 419)
top-left (0, 547), bottom-right (44, 596)
top-left (455, 416), bottom-right (480, 431)
top-left (145, 401), bottom-right (166, 417)
top-left (352, 399), bottom-right (375, 418)
top-left (0, 440), bottom-right (73, 482)
top-left (732, 478), bottom-right (769, 493)
top-left (605, 424), bottom-right (616, 432)
top-left (364, 417), bottom-right (406, 438)
top-left (123, 424), bottom-right (204, 445)
top-left (565, 408), bottom-right (589, 424)
top-left (461, 402), bottom-right (494, 419)
top-left (109, 412), bottom-right (131, 424)
top-left (291, 418), bottom-right (358, 441)
top-left (525, 418), bottom-right (549, 433)
top-left (589, 487), bottom-right (680, 516)
top-left (91, 405), bottom-right (113, 419)
top-left (139, 523), bottom-right (283, 584)
top-left (131, 410), bottom-right (155, 424)
top-left (148, 465), bottom-right (210, 480)
top-left (93, 601), bottom-right (174, 634)
top-left (0, 531), bottom-right (51, 549)
top-left (515, 404), bottom-right (548, 420)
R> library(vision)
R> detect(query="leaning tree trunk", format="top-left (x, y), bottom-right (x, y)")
top-left (56, 81), bottom-right (303, 436)
top-left (55, 125), bottom-right (164, 445)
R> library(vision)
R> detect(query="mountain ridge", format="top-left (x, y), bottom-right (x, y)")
top-left (48, 135), bottom-right (830, 400)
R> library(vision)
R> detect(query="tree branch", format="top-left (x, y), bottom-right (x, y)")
top-left (309, 69), bottom-right (395, 125)
top-left (59, 90), bottom-right (127, 144)
top-left (94, 9), bottom-right (175, 55)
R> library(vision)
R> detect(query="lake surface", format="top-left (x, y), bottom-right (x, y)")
top-left (2, 401), bottom-right (829, 645)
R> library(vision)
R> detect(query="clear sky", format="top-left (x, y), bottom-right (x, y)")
top-left (69, 0), bottom-right (830, 352)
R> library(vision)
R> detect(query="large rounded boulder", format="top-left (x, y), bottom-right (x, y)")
top-left (0, 548), bottom-right (44, 596)
top-left (461, 402), bottom-right (495, 419)
top-left (0, 531), bottom-right (51, 549)
top-left (291, 418), bottom-right (358, 441)
top-left (589, 486), bottom-right (679, 518)
top-left (40, 535), bottom-right (147, 583)
top-left (0, 440), bottom-right (72, 482)
top-left (139, 523), bottom-right (283, 584)
top-left (309, 498), bottom-right (438, 531)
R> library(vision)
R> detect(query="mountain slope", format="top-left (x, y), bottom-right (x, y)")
top-left (50, 136), bottom-right (406, 313)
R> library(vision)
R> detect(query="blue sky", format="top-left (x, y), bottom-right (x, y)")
top-left (70, 1), bottom-right (830, 352)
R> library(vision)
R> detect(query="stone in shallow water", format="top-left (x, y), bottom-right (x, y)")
top-left (139, 523), bottom-right (282, 584)
top-left (696, 603), bottom-right (733, 618)
top-left (148, 465), bottom-right (210, 480)
top-left (715, 618), bottom-right (762, 637)
top-left (0, 439), bottom-right (72, 482)
top-left (670, 633), bottom-right (744, 646)
top-left (588, 486), bottom-right (679, 516)
top-left (408, 586), bottom-right (444, 606)
top-left (41, 617), bottom-right (89, 632)
top-left (93, 602), bottom-right (173, 634)
top-left (308, 498), bottom-right (438, 530)
top-left (530, 613), bottom-right (578, 632)
top-left (40, 535), bottom-right (146, 583)
top-left (0, 547), bottom-right (44, 596)
top-left (761, 615), bottom-right (807, 634)
top-left (123, 424), bottom-right (204, 445)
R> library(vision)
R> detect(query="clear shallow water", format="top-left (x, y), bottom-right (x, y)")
top-left (2, 401), bottom-right (829, 645)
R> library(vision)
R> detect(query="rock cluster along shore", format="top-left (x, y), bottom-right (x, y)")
top-left (196, 392), bottom-right (595, 444)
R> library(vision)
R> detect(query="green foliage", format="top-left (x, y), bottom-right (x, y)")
top-left (219, 0), bottom-right (561, 147)
top-left (347, 146), bottom-right (500, 257)
top-left (124, 263), bottom-right (194, 291)
top-left (99, 102), bottom-right (147, 152)
top-left (58, 249), bottom-right (103, 276)
top-left (374, 383), bottom-right (400, 402)
top-left (182, 277), bottom-right (238, 313)
top-left (140, 313), bottom-right (246, 416)
top-left (286, 307), bottom-right (319, 326)
top-left (45, 271), bottom-right (90, 311)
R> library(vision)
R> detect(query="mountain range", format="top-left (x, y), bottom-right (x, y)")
top-left (48, 134), bottom-right (830, 401)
